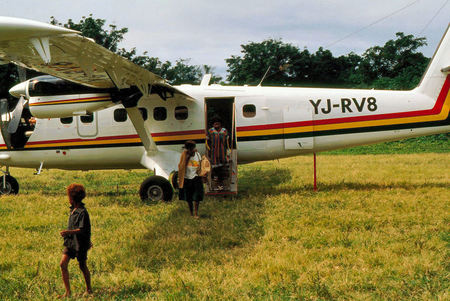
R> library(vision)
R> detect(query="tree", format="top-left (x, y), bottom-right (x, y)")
top-left (50, 15), bottom-right (128, 52)
top-left (226, 33), bottom-right (429, 89)
top-left (357, 32), bottom-right (429, 89)
top-left (226, 39), bottom-right (361, 87)
top-left (0, 63), bottom-right (18, 100)
top-left (201, 65), bottom-right (222, 84)
top-left (226, 39), bottom-right (303, 85)
top-left (51, 15), bottom-right (208, 85)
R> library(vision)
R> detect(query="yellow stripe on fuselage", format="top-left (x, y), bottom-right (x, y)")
top-left (29, 96), bottom-right (111, 107)
top-left (24, 137), bottom-right (141, 149)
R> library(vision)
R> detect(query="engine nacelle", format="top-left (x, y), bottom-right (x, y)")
top-left (10, 75), bottom-right (114, 118)
top-left (29, 93), bottom-right (113, 118)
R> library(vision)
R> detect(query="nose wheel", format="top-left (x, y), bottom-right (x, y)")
top-left (0, 175), bottom-right (19, 195)
top-left (139, 175), bottom-right (173, 202)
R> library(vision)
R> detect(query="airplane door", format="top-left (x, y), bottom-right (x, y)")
top-left (76, 113), bottom-right (98, 137)
top-left (204, 98), bottom-right (237, 195)
top-left (283, 102), bottom-right (314, 150)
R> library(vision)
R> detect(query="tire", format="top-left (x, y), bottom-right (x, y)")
top-left (0, 175), bottom-right (19, 195)
top-left (170, 171), bottom-right (179, 190)
top-left (139, 175), bottom-right (173, 202)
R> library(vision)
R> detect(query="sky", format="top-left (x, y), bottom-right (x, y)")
top-left (0, 0), bottom-right (449, 78)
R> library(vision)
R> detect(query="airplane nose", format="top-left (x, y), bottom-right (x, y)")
top-left (9, 81), bottom-right (28, 98)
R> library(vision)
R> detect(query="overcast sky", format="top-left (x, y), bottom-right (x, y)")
top-left (0, 0), bottom-right (449, 77)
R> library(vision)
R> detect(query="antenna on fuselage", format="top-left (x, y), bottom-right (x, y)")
top-left (257, 66), bottom-right (271, 87)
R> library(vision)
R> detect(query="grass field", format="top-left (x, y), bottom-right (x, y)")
top-left (0, 153), bottom-right (448, 300)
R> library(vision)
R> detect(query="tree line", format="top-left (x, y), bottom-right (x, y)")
top-left (0, 15), bottom-right (431, 100)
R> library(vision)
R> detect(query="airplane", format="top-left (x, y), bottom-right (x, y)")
top-left (0, 16), bottom-right (448, 201)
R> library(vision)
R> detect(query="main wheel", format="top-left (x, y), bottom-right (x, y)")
top-left (170, 171), bottom-right (179, 190)
top-left (0, 175), bottom-right (19, 195)
top-left (139, 175), bottom-right (173, 202)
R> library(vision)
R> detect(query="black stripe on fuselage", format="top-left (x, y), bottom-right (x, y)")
top-left (237, 114), bottom-right (450, 142)
top-left (5, 115), bottom-right (449, 151)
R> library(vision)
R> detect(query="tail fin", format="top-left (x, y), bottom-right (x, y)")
top-left (416, 24), bottom-right (450, 99)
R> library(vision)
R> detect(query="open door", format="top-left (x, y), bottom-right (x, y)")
top-left (204, 97), bottom-right (237, 195)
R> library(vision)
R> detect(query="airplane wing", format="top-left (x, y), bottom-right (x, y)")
top-left (0, 16), bottom-right (192, 99)
top-left (0, 17), bottom-right (194, 165)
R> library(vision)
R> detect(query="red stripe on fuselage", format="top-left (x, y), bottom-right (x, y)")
top-left (237, 75), bottom-right (450, 131)
top-left (31, 96), bottom-right (110, 106)
top-left (1, 76), bottom-right (448, 149)
top-left (24, 134), bottom-right (140, 146)
top-left (151, 129), bottom-right (204, 137)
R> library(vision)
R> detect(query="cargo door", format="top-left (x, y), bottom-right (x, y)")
top-left (283, 102), bottom-right (314, 150)
top-left (76, 112), bottom-right (98, 137)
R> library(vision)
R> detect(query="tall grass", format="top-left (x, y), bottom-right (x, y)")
top-left (0, 153), bottom-right (448, 300)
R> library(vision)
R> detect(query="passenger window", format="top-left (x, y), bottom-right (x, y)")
top-left (80, 114), bottom-right (94, 123)
top-left (175, 106), bottom-right (188, 120)
top-left (60, 117), bottom-right (73, 124)
top-left (153, 107), bottom-right (167, 121)
top-left (139, 108), bottom-right (148, 121)
top-left (114, 109), bottom-right (127, 122)
top-left (243, 104), bottom-right (256, 118)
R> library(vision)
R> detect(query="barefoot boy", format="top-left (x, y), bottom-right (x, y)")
top-left (59, 183), bottom-right (92, 297)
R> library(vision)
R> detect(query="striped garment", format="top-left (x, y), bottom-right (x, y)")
top-left (208, 127), bottom-right (228, 166)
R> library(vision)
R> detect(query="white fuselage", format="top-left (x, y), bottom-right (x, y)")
top-left (0, 82), bottom-right (448, 173)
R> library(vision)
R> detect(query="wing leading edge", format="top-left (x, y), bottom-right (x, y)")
top-left (0, 16), bottom-right (193, 100)
top-left (0, 16), bottom-right (195, 171)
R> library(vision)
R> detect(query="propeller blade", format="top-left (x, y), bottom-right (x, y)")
top-left (7, 96), bottom-right (25, 134)
top-left (0, 99), bottom-right (11, 149)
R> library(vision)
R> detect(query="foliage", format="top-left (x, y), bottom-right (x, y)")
top-left (226, 39), bottom-right (304, 85)
top-left (356, 32), bottom-right (429, 89)
top-left (51, 15), bottom-right (128, 53)
top-left (0, 15), bottom-right (436, 95)
top-left (0, 63), bottom-right (18, 100)
top-left (50, 15), bottom-right (218, 85)
top-left (0, 153), bottom-right (448, 300)
top-left (226, 32), bottom-right (429, 90)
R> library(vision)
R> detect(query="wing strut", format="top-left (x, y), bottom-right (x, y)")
top-left (125, 106), bottom-right (157, 152)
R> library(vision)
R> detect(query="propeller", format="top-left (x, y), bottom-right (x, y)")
top-left (5, 66), bottom-right (29, 134)
top-left (7, 96), bottom-right (25, 134)
top-left (0, 98), bottom-right (11, 149)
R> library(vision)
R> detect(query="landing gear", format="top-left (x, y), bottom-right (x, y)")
top-left (139, 175), bottom-right (173, 202)
top-left (0, 174), bottom-right (19, 195)
top-left (170, 171), bottom-right (179, 189)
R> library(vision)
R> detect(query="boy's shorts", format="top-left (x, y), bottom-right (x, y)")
top-left (63, 247), bottom-right (88, 262)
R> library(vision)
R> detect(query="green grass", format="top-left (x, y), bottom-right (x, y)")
top-left (326, 134), bottom-right (449, 154)
top-left (0, 153), bottom-right (449, 300)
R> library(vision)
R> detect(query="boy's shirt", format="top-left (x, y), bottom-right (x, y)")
top-left (64, 205), bottom-right (91, 251)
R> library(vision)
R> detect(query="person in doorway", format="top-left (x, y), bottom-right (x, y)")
top-left (59, 183), bottom-right (93, 298)
top-left (206, 117), bottom-right (230, 190)
top-left (207, 117), bottom-right (229, 167)
top-left (178, 140), bottom-right (204, 218)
